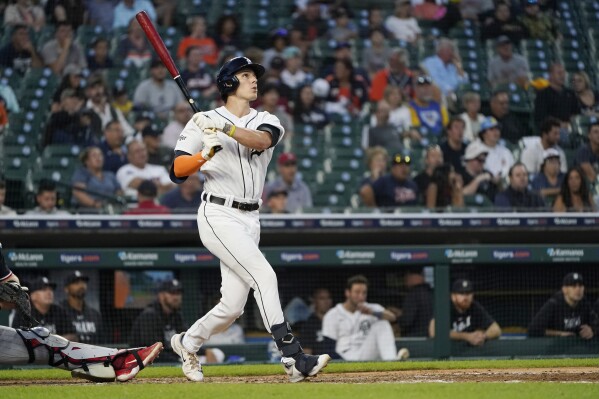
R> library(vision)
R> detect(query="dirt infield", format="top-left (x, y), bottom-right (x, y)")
top-left (1, 367), bottom-right (598, 385)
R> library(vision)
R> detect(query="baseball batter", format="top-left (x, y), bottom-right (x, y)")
top-left (168, 56), bottom-right (330, 382)
top-left (0, 244), bottom-right (162, 382)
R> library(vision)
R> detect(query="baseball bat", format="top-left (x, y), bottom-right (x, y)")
top-left (136, 11), bottom-right (199, 113)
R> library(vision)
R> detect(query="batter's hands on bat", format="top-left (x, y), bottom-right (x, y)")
top-left (201, 129), bottom-right (223, 160)
top-left (192, 112), bottom-right (226, 131)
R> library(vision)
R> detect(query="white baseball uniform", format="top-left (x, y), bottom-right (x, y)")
top-left (322, 303), bottom-right (397, 361)
top-left (174, 106), bottom-right (286, 353)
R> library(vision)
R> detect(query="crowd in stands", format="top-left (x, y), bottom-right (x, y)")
top-left (0, 0), bottom-right (598, 214)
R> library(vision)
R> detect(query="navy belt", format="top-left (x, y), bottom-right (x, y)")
top-left (202, 193), bottom-right (260, 211)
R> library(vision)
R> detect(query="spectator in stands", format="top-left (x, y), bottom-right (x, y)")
top-left (45, 0), bottom-right (84, 28)
top-left (365, 101), bottom-right (403, 154)
top-left (370, 48), bottom-right (413, 102)
top-left (162, 102), bottom-right (192, 150)
top-left (292, 84), bottom-right (329, 129)
top-left (84, 0), bottom-right (117, 32)
top-left (528, 272), bottom-right (594, 339)
top-left (459, 0), bottom-right (495, 21)
top-left (426, 163), bottom-right (465, 209)
top-left (408, 75), bottom-right (449, 139)
top-left (290, 0), bottom-right (328, 51)
top-left (359, 146), bottom-right (389, 193)
top-left (71, 146), bottom-right (122, 210)
top-left (11, 276), bottom-right (76, 340)
top-left (262, 28), bottom-right (288, 70)
top-left (414, 144), bottom-right (444, 197)
top-left (479, 117), bottom-right (514, 180)
top-left (4, 0), bottom-right (45, 32)
top-left (494, 162), bottom-right (545, 210)
top-left (322, 275), bottom-right (406, 361)
top-left (361, 153), bottom-right (419, 208)
top-left (116, 140), bottom-right (173, 199)
top-left (214, 14), bottom-right (241, 52)
top-left (320, 41), bottom-right (369, 84)
top-left (26, 180), bottom-right (71, 215)
top-left (327, 7), bottom-right (357, 42)
top-left (116, 18), bottom-right (152, 68)
top-left (99, 120), bottom-right (128, 174)
top-left (553, 166), bottom-right (596, 213)
top-left (111, 84), bottom-right (133, 119)
top-left (295, 287), bottom-right (333, 355)
top-left (113, 0), bottom-right (156, 29)
top-left (0, 24), bottom-right (43, 74)
top-left (571, 71), bottom-right (599, 117)
top-left (256, 84), bottom-right (294, 141)
top-left (397, 268), bottom-right (433, 337)
top-left (534, 63), bottom-right (580, 131)
top-left (325, 58), bottom-right (369, 117)
top-left (420, 38), bottom-right (468, 98)
top-left (480, 2), bottom-right (527, 44)
top-left (153, 0), bottom-right (174, 27)
top-left (124, 179), bottom-right (170, 214)
top-left (141, 125), bottom-right (173, 168)
top-left (41, 22), bottom-right (87, 76)
top-left (574, 121), bottom-right (599, 183)
top-left (61, 270), bottom-right (103, 344)
top-left (460, 140), bottom-right (497, 203)
top-left (180, 46), bottom-right (218, 100)
top-left (384, 0), bottom-right (421, 44)
top-left (519, 0), bottom-right (558, 42)
top-left (86, 37), bottom-right (113, 71)
top-left (176, 16), bottom-right (218, 66)
top-left (429, 279), bottom-right (501, 346)
top-left (262, 183), bottom-right (289, 214)
top-left (160, 172), bottom-right (203, 211)
top-left (280, 46), bottom-right (309, 92)
top-left (413, 0), bottom-right (462, 33)
top-left (487, 35), bottom-right (530, 88)
top-left (44, 89), bottom-right (102, 147)
top-left (51, 64), bottom-right (85, 111)
top-left (133, 59), bottom-right (184, 120)
top-left (359, 7), bottom-right (388, 39)
top-left (531, 148), bottom-right (563, 204)
top-left (520, 117), bottom-right (567, 174)
top-left (489, 90), bottom-right (526, 145)
top-left (381, 86), bottom-right (412, 134)
top-left (459, 92), bottom-right (485, 143)
top-left (0, 180), bottom-right (16, 215)
top-left (361, 29), bottom-right (392, 79)
top-left (263, 152), bottom-right (313, 213)
top-left (441, 117), bottom-right (467, 175)
top-left (84, 73), bottom-right (134, 135)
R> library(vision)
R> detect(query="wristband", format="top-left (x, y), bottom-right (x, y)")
top-left (224, 123), bottom-right (236, 137)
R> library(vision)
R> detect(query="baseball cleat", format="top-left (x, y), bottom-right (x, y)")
top-left (114, 342), bottom-right (164, 382)
top-left (396, 347), bottom-right (410, 361)
top-left (171, 332), bottom-right (204, 382)
top-left (281, 353), bottom-right (331, 383)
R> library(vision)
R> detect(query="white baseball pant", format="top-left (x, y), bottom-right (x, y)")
top-left (342, 320), bottom-right (397, 361)
top-left (182, 200), bottom-right (285, 353)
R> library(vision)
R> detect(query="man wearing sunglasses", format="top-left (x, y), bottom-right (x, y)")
top-left (360, 153), bottom-right (419, 208)
top-left (460, 141), bottom-right (498, 204)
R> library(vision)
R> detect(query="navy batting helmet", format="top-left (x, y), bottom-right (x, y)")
top-left (216, 56), bottom-right (265, 100)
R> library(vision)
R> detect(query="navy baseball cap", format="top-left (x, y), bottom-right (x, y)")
top-left (29, 276), bottom-right (57, 293)
top-left (158, 279), bottom-right (183, 293)
top-left (562, 272), bottom-right (583, 286)
top-left (64, 270), bottom-right (89, 286)
top-left (452, 279), bottom-right (473, 293)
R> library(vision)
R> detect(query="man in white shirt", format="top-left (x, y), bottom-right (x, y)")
top-left (133, 59), bottom-right (185, 120)
top-left (520, 117), bottom-right (567, 174)
top-left (322, 275), bottom-right (408, 361)
top-left (479, 117), bottom-right (514, 179)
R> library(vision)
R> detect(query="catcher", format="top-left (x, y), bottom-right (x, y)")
top-left (0, 243), bottom-right (163, 382)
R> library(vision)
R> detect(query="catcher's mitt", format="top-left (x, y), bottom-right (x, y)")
top-left (0, 282), bottom-right (35, 327)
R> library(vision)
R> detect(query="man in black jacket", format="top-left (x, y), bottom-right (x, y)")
top-left (494, 163), bottom-right (545, 210)
top-left (528, 272), bottom-right (594, 339)
top-left (61, 270), bottom-right (103, 344)
top-left (397, 268), bottom-right (433, 337)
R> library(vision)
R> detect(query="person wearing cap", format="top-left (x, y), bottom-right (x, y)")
top-left (133, 58), bottom-right (185, 120)
top-left (479, 116), bottom-right (515, 180)
top-left (429, 279), bottom-right (501, 346)
top-left (263, 183), bottom-right (289, 214)
top-left (460, 140), bottom-right (498, 204)
top-left (40, 21), bottom-right (87, 76)
top-left (11, 276), bottom-right (77, 340)
top-left (360, 153), bottom-right (418, 208)
top-left (573, 120), bottom-right (599, 183)
top-left (52, 63), bottom-right (85, 109)
top-left (408, 74), bottom-right (449, 138)
top-left (0, 24), bottom-right (43, 75)
top-left (263, 152), bottom-right (312, 213)
top-left (280, 46), bottom-right (308, 91)
top-left (370, 48), bottom-right (414, 102)
top-left (487, 35), bottom-right (530, 88)
top-left (124, 179), bottom-right (171, 214)
top-left (262, 28), bottom-right (289, 71)
top-left (181, 46), bottom-right (218, 99)
top-left (61, 270), bottom-right (103, 344)
top-left (141, 125), bottom-right (173, 167)
top-left (420, 38), bottom-right (468, 98)
top-left (531, 148), bottom-right (564, 202)
top-left (480, 2), bottom-right (527, 45)
top-left (176, 16), bottom-right (218, 66)
top-left (384, 0), bottom-right (421, 44)
top-left (528, 272), bottom-right (594, 339)
top-left (85, 72), bottom-right (134, 135)
top-left (552, 166), bottom-right (596, 212)
top-left (494, 162), bottom-right (545, 210)
top-left (520, 117), bottom-right (568, 175)
top-left (519, 0), bottom-right (558, 42)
